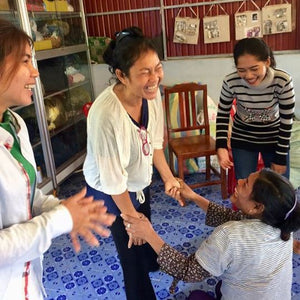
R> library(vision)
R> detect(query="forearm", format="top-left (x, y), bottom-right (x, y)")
top-left (190, 194), bottom-right (210, 213)
top-left (216, 84), bottom-right (233, 149)
top-left (111, 191), bottom-right (140, 218)
top-left (0, 205), bottom-right (72, 267)
top-left (158, 243), bottom-right (211, 293)
top-left (153, 149), bottom-right (174, 182)
top-left (145, 229), bottom-right (165, 254)
top-left (275, 78), bottom-right (295, 164)
top-left (274, 125), bottom-right (293, 165)
top-left (206, 202), bottom-right (246, 227)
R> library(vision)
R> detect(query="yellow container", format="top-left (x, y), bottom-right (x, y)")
top-left (34, 40), bottom-right (53, 51)
top-left (43, 0), bottom-right (68, 12)
top-left (0, 0), bottom-right (10, 10)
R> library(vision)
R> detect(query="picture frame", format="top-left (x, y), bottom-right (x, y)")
top-left (173, 7), bottom-right (200, 45)
top-left (235, 10), bottom-right (262, 40)
top-left (262, 3), bottom-right (292, 35)
top-left (203, 15), bottom-right (230, 44)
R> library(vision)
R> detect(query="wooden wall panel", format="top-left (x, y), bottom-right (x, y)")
top-left (83, 0), bottom-right (300, 58)
top-left (85, 12), bottom-right (162, 38)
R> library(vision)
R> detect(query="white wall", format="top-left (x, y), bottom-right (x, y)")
top-left (91, 52), bottom-right (300, 119)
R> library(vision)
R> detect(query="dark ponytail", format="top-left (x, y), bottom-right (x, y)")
top-left (103, 26), bottom-right (157, 82)
top-left (251, 169), bottom-right (300, 241)
top-left (233, 37), bottom-right (276, 68)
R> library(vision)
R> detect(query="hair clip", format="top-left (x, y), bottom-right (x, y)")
top-left (115, 31), bottom-right (131, 44)
top-left (284, 195), bottom-right (298, 220)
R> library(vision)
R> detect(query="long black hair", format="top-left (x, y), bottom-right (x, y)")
top-left (251, 169), bottom-right (300, 241)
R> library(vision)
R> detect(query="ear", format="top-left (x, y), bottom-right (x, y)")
top-left (248, 202), bottom-right (265, 216)
top-left (265, 57), bottom-right (271, 68)
top-left (115, 69), bottom-right (127, 84)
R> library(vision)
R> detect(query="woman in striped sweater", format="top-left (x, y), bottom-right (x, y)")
top-left (215, 37), bottom-right (295, 180)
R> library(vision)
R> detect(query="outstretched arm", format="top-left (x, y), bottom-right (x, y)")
top-left (153, 149), bottom-right (185, 206)
top-left (177, 180), bottom-right (246, 227)
top-left (121, 213), bottom-right (211, 293)
top-left (121, 213), bottom-right (164, 254)
top-left (176, 179), bottom-right (210, 212)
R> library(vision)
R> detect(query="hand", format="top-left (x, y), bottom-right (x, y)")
top-left (126, 212), bottom-right (146, 248)
top-left (128, 235), bottom-right (147, 248)
top-left (61, 188), bottom-right (116, 252)
top-left (121, 213), bottom-right (154, 243)
top-left (271, 163), bottom-right (286, 175)
top-left (176, 178), bottom-right (197, 201)
top-left (293, 239), bottom-right (300, 255)
top-left (217, 148), bottom-right (233, 170)
top-left (165, 177), bottom-right (186, 206)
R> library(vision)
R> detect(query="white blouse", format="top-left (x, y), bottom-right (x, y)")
top-left (83, 84), bottom-right (164, 195)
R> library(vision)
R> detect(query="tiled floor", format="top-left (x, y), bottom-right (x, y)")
top-left (43, 171), bottom-right (300, 300)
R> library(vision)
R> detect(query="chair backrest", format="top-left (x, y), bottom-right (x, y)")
top-left (164, 83), bottom-right (209, 140)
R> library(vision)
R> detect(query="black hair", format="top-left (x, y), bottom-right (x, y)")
top-left (250, 169), bottom-right (300, 241)
top-left (102, 26), bottom-right (158, 83)
top-left (233, 38), bottom-right (276, 68)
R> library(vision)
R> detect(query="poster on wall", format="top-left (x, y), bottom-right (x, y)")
top-left (262, 3), bottom-right (292, 35)
top-left (235, 10), bottom-right (262, 40)
top-left (203, 15), bottom-right (230, 44)
top-left (173, 17), bottom-right (200, 44)
top-left (173, 7), bottom-right (200, 45)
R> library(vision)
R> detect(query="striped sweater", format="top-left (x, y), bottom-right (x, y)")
top-left (216, 67), bottom-right (295, 165)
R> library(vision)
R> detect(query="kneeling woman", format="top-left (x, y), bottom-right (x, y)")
top-left (122, 169), bottom-right (300, 300)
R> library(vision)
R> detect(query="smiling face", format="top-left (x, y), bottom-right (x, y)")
top-left (117, 49), bottom-right (164, 101)
top-left (230, 171), bottom-right (263, 215)
top-left (236, 53), bottom-right (270, 87)
top-left (0, 43), bottom-right (39, 118)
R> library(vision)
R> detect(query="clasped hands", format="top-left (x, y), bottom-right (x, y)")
top-left (124, 212), bottom-right (147, 248)
top-left (123, 178), bottom-right (194, 248)
top-left (61, 188), bottom-right (116, 253)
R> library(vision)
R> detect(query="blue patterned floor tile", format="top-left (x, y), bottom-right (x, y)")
top-left (45, 288), bottom-right (84, 300)
top-left (42, 171), bottom-right (300, 300)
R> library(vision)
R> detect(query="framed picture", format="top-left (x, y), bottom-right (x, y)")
top-left (173, 16), bottom-right (200, 45)
top-left (235, 10), bottom-right (262, 40)
top-left (262, 3), bottom-right (292, 35)
top-left (203, 15), bottom-right (230, 44)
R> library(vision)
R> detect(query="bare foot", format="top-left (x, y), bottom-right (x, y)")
top-left (293, 239), bottom-right (300, 255)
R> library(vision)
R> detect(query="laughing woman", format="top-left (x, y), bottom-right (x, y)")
top-left (215, 37), bottom-right (295, 179)
top-left (0, 19), bottom-right (115, 300)
top-left (83, 26), bottom-right (182, 300)
top-left (122, 169), bottom-right (300, 300)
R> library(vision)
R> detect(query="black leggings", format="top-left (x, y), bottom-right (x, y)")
top-left (110, 188), bottom-right (159, 300)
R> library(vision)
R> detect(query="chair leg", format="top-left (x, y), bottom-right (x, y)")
top-left (168, 148), bottom-right (175, 175)
top-left (205, 156), bottom-right (211, 180)
top-left (178, 157), bottom-right (185, 181)
top-left (220, 167), bottom-right (227, 199)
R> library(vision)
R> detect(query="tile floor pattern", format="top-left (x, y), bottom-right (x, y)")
top-left (43, 171), bottom-right (300, 300)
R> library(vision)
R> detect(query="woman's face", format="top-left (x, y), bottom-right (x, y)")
top-left (236, 54), bottom-right (270, 86)
top-left (0, 43), bottom-right (39, 111)
top-left (231, 171), bottom-right (261, 215)
top-left (122, 49), bottom-right (164, 100)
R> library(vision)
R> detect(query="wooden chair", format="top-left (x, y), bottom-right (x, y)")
top-left (164, 82), bottom-right (227, 199)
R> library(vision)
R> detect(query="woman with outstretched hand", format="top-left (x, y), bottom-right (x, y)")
top-left (83, 26), bottom-right (183, 300)
top-left (122, 169), bottom-right (300, 299)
